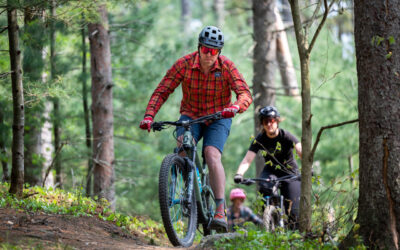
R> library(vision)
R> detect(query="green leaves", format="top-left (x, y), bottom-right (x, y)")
top-left (370, 35), bottom-right (396, 59)
top-left (214, 228), bottom-right (341, 249)
top-left (371, 35), bottom-right (385, 46)
top-left (388, 36), bottom-right (396, 45)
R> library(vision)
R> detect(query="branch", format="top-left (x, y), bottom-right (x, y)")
top-left (307, 0), bottom-right (322, 30)
top-left (308, 0), bottom-right (335, 54)
top-left (0, 8), bottom-right (7, 16)
top-left (42, 142), bottom-right (66, 187)
top-left (311, 119), bottom-right (359, 159)
top-left (0, 26), bottom-right (7, 34)
top-left (0, 72), bottom-right (11, 78)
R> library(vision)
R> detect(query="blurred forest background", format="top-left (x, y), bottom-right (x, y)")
top-left (0, 0), bottom-right (357, 234)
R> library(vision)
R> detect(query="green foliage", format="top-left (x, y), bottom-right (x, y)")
top-left (215, 229), bottom-right (337, 250)
top-left (0, 242), bottom-right (22, 250)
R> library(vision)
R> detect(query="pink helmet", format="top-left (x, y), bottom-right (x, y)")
top-left (230, 188), bottom-right (246, 201)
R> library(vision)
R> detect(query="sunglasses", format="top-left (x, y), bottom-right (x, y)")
top-left (200, 46), bottom-right (220, 56)
top-left (263, 118), bottom-right (277, 124)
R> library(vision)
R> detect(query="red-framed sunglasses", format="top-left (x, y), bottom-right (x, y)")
top-left (200, 46), bottom-right (220, 56)
top-left (263, 118), bottom-right (277, 124)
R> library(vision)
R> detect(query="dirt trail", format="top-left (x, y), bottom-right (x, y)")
top-left (0, 208), bottom-right (172, 249)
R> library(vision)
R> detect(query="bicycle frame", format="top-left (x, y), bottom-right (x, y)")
top-left (152, 113), bottom-right (221, 225)
top-left (179, 121), bottom-right (215, 224)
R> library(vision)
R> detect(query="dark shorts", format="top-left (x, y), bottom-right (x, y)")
top-left (176, 115), bottom-right (232, 153)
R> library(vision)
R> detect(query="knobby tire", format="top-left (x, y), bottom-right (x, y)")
top-left (159, 154), bottom-right (197, 247)
top-left (263, 205), bottom-right (280, 232)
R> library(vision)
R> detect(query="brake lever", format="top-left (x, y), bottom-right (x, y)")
top-left (151, 123), bottom-right (164, 132)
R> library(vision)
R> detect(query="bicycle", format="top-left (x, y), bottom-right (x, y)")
top-left (239, 174), bottom-right (300, 232)
top-left (151, 112), bottom-right (223, 247)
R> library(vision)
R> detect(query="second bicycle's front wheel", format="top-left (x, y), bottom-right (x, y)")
top-left (263, 205), bottom-right (280, 232)
top-left (159, 154), bottom-right (197, 247)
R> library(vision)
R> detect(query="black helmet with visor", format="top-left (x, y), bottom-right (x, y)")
top-left (258, 106), bottom-right (280, 123)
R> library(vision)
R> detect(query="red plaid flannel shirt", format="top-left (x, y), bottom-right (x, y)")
top-left (144, 51), bottom-right (252, 119)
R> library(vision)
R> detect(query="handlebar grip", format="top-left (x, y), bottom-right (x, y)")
top-left (240, 179), bottom-right (256, 186)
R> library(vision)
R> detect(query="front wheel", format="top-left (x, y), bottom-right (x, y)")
top-left (159, 154), bottom-right (197, 247)
top-left (263, 205), bottom-right (280, 232)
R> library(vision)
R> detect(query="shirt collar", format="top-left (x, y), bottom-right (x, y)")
top-left (192, 51), bottom-right (221, 71)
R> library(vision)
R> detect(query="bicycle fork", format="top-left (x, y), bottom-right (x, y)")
top-left (186, 166), bottom-right (194, 210)
top-left (279, 195), bottom-right (285, 228)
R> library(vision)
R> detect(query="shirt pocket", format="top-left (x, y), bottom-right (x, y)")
top-left (211, 71), bottom-right (224, 91)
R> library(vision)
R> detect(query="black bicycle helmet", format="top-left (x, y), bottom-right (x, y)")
top-left (258, 106), bottom-right (280, 122)
top-left (198, 26), bottom-right (224, 49)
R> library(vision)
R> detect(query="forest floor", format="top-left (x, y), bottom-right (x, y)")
top-left (0, 208), bottom-right (174, 249)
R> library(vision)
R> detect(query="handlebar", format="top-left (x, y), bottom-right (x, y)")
top-left (240, 174), bottom-right (300, 186)
top-left (151, 112), bottom-right (222, 132)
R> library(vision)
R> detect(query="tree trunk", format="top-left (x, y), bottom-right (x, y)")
top-left (214, 0), bottom-right (225, 28)
top-left (0, 104), bottom-right (10, 182)
top-left (289, 0), bottom-right (312, 232)
top-left (275, 7), bottom-right (299, 98)
top-left (40, 102), bottom-right (54, 188)
top-left (50, 0), bottom-right (62, 187)
top-left (344, 1), bottom-right (400, 248)
top-left (88, 4), bottom-right (115, 208)
top-left (8, 1), bottom-right (25, 197)
top-left (81, 17), bottom-right (93, 197)
top-left (181, 0), bottom-right (191, 36)
top-left (252, 0), bottom-right (277, 177)
top-left (23, 7), bottom-right (45, 186)
top-left (278, 0), bottom-right (292, 23)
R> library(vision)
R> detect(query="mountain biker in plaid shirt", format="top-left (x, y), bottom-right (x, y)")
top-left (140, 26), bottom-right (253, 231)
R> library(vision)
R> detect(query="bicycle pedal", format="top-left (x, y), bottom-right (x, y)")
top-left (209, 221), bottom-right (228, 233)
top-left (215, 226), bottom-right (228, 233)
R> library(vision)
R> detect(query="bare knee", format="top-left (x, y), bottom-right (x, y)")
top-left (204, 146), bottom-right (221, 167)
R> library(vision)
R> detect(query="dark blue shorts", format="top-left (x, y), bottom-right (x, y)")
top-left (176, 115), bottom-right (232, 153)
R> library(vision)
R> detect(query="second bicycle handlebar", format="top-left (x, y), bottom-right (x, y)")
top-left (240, 174), bottom-right (300, 186)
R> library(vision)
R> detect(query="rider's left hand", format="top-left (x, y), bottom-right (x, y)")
top-left (234, 174), bottom-right (243, 184)
top-left (221, 105), bottom-right (239, 118)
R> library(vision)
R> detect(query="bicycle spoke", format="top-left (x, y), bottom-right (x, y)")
top-left (164, 160), bottom-right (193, 240)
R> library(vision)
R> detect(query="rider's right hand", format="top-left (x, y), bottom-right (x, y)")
top-left (234, 174), bottom-right (243, 184)
top-left (139, 116), bottom-right (153, 132)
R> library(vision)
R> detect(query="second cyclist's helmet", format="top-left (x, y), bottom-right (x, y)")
top-left (198, 26), bottom-right (224, 49)
top-left (259, 106), bottom-right (280, 122)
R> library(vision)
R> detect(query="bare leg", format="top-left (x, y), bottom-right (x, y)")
top-left (204, 146), bottom-right (225, 199)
